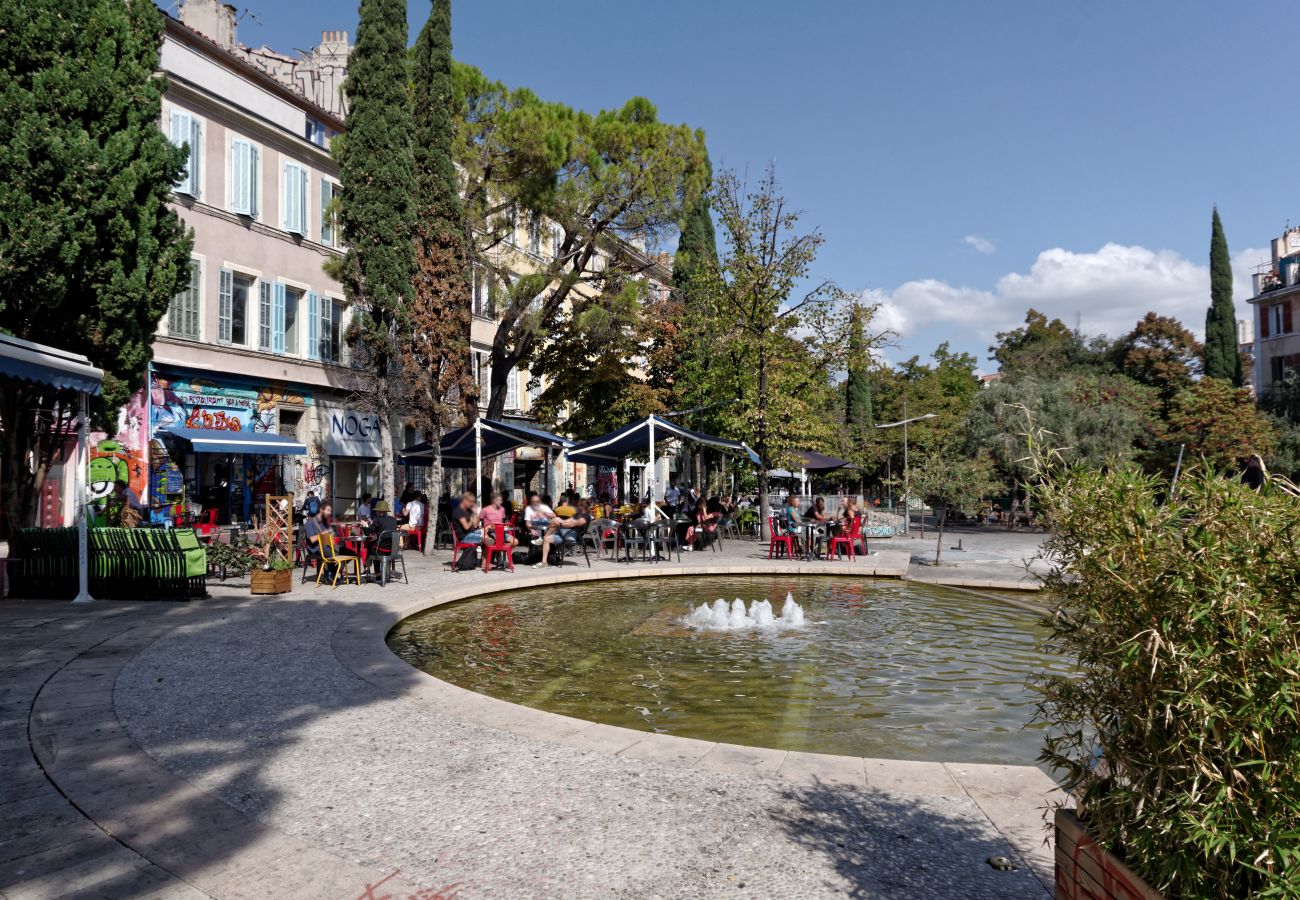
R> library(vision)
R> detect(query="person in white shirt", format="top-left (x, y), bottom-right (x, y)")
top-left (403, 493), bottom-right (426, 531)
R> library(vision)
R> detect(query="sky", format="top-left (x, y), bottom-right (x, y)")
top-left (222, 0), bottom-right (1300, 371)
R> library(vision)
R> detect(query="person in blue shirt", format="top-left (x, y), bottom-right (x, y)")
top-left (148, 499), bottom-right (173, 528)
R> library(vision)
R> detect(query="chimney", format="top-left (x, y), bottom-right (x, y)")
top-left (179, 0), bottom-right (239, 51)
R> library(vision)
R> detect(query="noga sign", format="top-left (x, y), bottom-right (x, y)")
top-left (327, 410), bottom-right (383, 457)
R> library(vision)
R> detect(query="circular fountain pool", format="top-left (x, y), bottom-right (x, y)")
top-left (387, 576), bottom-right (1065, 765)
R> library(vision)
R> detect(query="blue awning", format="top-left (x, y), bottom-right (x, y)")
top-left (0, 334), bottom-right (102, 395)
top-left (400, 418), bottom-right (573, 466)
top-left (158, 427), bottom-right (306, 456)
top-left (566, 415), bottom-right (759, 466)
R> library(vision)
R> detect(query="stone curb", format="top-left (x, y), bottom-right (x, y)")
top-left (331, 564), bottom-right (1061, 888)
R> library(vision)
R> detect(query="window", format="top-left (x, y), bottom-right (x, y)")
top-left (551, 226), bottom-right (563, 259)
top-left (218, 270), bottom-right (252, 345)
top-left (229, 137), bottom-right (259, 217)
top-left (1271, 302), bottom-right (1293, 337)
top-left (528, 217), bottom-right (542, 255)
top-left (504, 204), bottom-right (517, 245)
top-left (305, 118), bottom-right (327, 147)
top-left (168, 259), bottom-right (201, 339)
top-left (527, 375), bottom-right (542, 409)
top-left (283, 286), bottom-right (301, 355)
top-left (282, 161), bottom-right (308, 235)
top-left (472, 266), bottom-right (489, 318)
top-left (169, 109), bottom-right (201, 197)
top-left (258, 281), bottom-right (273, 350)
top-left (309, 294), bottom-right (343, 363)
top-left (504, 367), bottom-right (519, 411)
top-left (472, 350), bottom-right (491, 403)
top-left (320, 179), bottom-right (340, 247)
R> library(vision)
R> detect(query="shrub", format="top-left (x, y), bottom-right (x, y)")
top-left (1029, 445), bottom-right (1300, 898)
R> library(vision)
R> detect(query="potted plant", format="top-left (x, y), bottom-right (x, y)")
top-left (250, 555), bottom-right (294, 595)
top-left (1027, 435), bottom-right (1300, 899)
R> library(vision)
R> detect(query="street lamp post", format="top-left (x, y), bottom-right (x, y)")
top-left (874, 400), bottom-right (937, 536)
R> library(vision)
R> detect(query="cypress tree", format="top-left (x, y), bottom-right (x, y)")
top-left (337, 0), bottom-right (417, 500)
top-left (845, 303), bottom-right (873, 429)
top-left (402, 0), bottom-right (476, 501)
top-left (0, 0), bottom-right (192, 529)
top-left (673, 161), bottom-right (719, 303)
top-left (1204, 206), bottom-right (1243, 385)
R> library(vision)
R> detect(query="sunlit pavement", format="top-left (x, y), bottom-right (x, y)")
top-left (1, 537), bottom-right (1058, 899)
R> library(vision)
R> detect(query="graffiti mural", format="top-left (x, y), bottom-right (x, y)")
top-left (150, 373), bottom-right (310, 436)
top-left (88, 388), bottom-right (149, 501)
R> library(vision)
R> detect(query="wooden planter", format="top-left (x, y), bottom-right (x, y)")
top-left (1055, 808), bottom-right (1163, 900)
top-left (250, 568), bottom-right (293, 595)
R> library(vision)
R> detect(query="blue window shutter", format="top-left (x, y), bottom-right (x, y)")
top-left (189, 118), bottom-right (202, 199)
top-left (218, 268), bottom-right (233, 343)
top-left (230, 140), bottom-right (249, 214)
top-left (250, 144), bottom-right (260, 219)
top-left (320, 179), bottom-right (333, 246)
top-left (170, 111), bottom-right (194, 195)
top-left (281, 162), bottom-right (290, 231)
top-left (273, 284), bottom-right (286, 355)
top-left (299, 167), bottom-right (309, 237)
top-left (307, 292), bottom-right (320, 360)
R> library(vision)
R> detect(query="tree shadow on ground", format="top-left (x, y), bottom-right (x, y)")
top-left (770, 779), bottom-right (1049, 900)
top-left (2, 593), bottom-right (442, 899)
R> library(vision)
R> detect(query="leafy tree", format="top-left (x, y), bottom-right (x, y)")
top-left (1161, 377), bottom-right (1275, 469)
top-left (906, 451), bottom-right (998, 565)
top-left (1204, 207), bottom-right (1243, 386)
top-left (990, 308), bottom-right (1110, 378)
top-left (1112, 312), bottom-right (1202, 405)
top-left (871, 343), bottom-right (981, 461)
top-left (401, 0), bottom-right (476, 501)
top-left (451, 65), bottom-right (708, 420)
top-left (966, 375), bottom-right (1155, 479)
top-left (0, 0), bottom-right (192, 531)
top-left (335, 0), bottom-right (416, 502)
top-left (691, 165), bottom-right (868, 538)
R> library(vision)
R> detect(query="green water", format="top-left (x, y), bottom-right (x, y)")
top-left (386, 576), bottom-right (1066, 765)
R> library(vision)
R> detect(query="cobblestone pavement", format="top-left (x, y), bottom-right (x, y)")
top-left (1, 538), bottom-right (1057, 899)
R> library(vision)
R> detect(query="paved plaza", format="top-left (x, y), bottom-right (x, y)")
top-left (1, 532), bottom-right (1060, 899)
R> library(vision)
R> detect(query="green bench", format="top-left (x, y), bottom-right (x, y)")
top-left (8, 527), bottom-right (207, 601)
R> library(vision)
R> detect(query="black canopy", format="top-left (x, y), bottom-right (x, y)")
top-left (399, 418), bottom-right (572, 466)
top-left (566, 415), bottom-right (759, 466)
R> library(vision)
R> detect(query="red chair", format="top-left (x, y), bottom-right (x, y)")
top-left (195, 508), bottom-right (219, 539)
top-left (409, 513), bottom-right (427, 554)
top-left (766, 516), bottom-right (796, 559)
top-left (451, 527), bottom-right (479, 570)
top-left (829, 515), bottom-right (861, 561)
top-left (483, 524), bottom-right (513, 573)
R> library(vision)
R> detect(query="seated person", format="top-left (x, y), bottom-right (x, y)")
top-left (479, 492), bottom-right (517, 553)
top-left (451, 492), bottom-right (480, 545)
top-left (148, 499), bottom-right (174, 528)
top-left (365, 500), bottom-right (401, 572)
top-left (357, 492), bottom-right (373, 520)
top-left (302, 503), bottom-right (336, 578)
top-left (781, 496), bottom-right (802, 534)
top-left (805, 496), bottom-right (829, 523)
top-left (553, 491), bottom-right (577, 518)
top-left (401, 492), bottom-right (427, 533)
top-left (534, 499), bottom-right (591, 567)
top-left (523, 492), bottom-right (555, 536)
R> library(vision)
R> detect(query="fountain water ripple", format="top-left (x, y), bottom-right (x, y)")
top-left (683, 592), bottom-right (806, 631)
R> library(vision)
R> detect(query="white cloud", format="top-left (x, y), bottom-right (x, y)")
top-left (867, 243), bottom-right (1265, 357)
top-left (962, 234), bottom-right (997, 255)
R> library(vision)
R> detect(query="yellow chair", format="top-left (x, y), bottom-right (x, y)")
top-left (316, 532), bottom-right (361, 587)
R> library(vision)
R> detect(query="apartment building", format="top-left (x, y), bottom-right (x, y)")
top-left (73, 1), bottom-right (381, 526)
top-left (1248, 226), bottom-right (1300, 397)
top-left (69, 0), bottom-right (672, 525)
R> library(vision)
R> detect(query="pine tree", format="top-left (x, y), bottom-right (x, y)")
top-left (1204, 206), bottom-right (1243, 385)
top-left (0, 0), bottom-right (193, 530)
top-left (336, 0), bottom-right (417, 501)
top-left (403, 0), bottom-right (476, 500)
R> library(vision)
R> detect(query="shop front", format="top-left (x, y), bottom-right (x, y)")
top-left (325, 407), bottom-right (382, 518)
top-left (149, 368), bottom-right (312, 524)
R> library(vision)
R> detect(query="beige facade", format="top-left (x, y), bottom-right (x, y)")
top-left (1248, 227), bottom-right (1300, 396)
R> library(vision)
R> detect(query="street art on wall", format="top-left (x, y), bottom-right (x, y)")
top-left (87, 387), bottom-right (149, 500)
top-left (149, 373), bottom-right (311, 437)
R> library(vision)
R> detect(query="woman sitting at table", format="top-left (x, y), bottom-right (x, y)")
top-left (780, 495), bottom-right (802, 534)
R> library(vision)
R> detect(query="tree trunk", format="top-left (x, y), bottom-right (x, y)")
top-left (934, 506), bottom-right (946, 565)
top-left (756, 349), bottom-right (771, 542)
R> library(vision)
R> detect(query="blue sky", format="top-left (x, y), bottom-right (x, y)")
top-left (226, 0), bottom-right (1297, 368)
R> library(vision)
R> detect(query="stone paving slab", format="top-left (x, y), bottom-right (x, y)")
top-left (0, 537), bottom-right (1058, 899)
